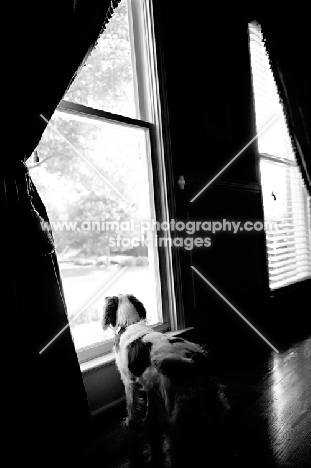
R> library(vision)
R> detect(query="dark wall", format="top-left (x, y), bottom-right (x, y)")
top-left (157, 6), bottom-right (257, 181)
top-left (156, 4), bottom-right (311, 352)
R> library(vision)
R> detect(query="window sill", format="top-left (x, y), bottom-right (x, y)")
top-left (80, 327), bottom-right (194, 374)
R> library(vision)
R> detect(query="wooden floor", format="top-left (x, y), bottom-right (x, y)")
top-left (82, 332), bottom-right (311, 468)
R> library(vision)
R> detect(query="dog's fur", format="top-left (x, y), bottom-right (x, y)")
top-left (102, 294), bottom-right (229, 435)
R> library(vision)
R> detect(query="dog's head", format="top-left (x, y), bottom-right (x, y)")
top-left (102, 294), bottom-right (147, 331)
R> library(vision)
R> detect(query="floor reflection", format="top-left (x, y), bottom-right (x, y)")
top-left (269, 338), bottom-right (311, 466)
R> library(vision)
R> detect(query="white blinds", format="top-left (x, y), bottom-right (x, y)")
top-left (248, 21), bottom-right (311, 290)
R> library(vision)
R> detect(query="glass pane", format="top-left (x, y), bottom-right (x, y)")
top-left (249, 21), bottom-right (311, 290)
top-left (248, 22), bottom-right (295, 161)
top-left (27, 110), bottom-right (162, 350)
top-left (65, 0), bottom-right (137, 118)
top-left (260, 159), bottom-right (311, 289)
top-left (260, 159), bottom-right (289, 223)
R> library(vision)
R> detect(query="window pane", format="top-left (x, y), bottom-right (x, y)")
top-left (260, 159), bottom-right (311, 290)
top-left (248, 22), bottom-right (295, 161)
top-left (65, 0), bottom-right (137, 118)
top-left (249, 20), bottom-right (311, 290)
top-left (27, 110), bottom-right (162, 350)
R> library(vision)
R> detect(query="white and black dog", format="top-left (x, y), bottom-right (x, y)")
top-left (102, 294), bottom-right (229, 439)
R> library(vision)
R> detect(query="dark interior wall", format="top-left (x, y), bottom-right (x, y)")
top-left (157, 6), bottom-right (257, 181)
top-left (156, 4), bottom-right (311, 351)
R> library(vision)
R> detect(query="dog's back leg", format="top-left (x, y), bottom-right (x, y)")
top-left (124, 380), bottom-right (147, 427)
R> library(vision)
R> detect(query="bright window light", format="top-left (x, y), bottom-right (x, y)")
top-left (249, 21), bottom-right (311, 290)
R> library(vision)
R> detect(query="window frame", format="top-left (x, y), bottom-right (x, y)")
top-left (50, 0), bottom-right (179, 363)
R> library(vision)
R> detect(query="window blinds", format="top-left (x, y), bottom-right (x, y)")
top-left (248, 21), bottom-right (311, 290)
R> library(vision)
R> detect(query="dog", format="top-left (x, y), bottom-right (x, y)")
top-left (102, 294), bottom-right (229, 453)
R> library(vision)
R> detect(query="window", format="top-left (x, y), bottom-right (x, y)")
top-left (28, 0), bottom-right (176, 361)
top-left (248, 21), bottom-right (311, 290)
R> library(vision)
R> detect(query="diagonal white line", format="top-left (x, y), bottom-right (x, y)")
top-left (190, 115), bottom-right (279, 202)
top-left (40, 114), bottom-right (131, 205)
top-left (191, 266), bottom-right (279, 353)
top-left (39, 266), bottom-right (128, 354)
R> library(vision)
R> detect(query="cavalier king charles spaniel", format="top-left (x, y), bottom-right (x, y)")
top-left (102, 294), bottom-right (229, 445)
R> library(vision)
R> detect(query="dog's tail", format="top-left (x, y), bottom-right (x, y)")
top-left (153, 351), bottom-right (229, 413)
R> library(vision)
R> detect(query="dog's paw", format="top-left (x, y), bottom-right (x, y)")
top-left (123, 416), bottom-right (131, 428)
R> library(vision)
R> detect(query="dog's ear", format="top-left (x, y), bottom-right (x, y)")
top-left (102, 296), bottom-right (119, 330)
top-left (127, 295), bottom-right (146, 320)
